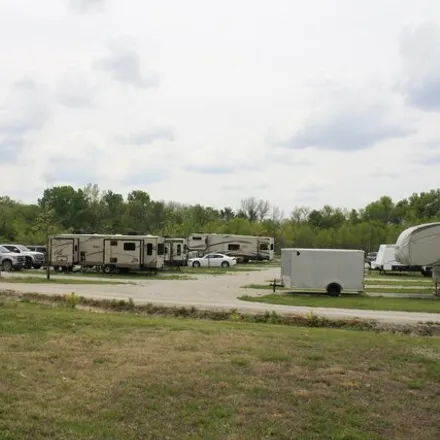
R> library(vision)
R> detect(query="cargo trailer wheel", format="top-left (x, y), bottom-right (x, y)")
top-left (326, 283), bottom-right (341, 297)
top-left (103, 265), bottom-right (114, 274)
top-left (221, 261), bottom-right (230, 268)
top-left (192, 261), bottom-right (201, 268)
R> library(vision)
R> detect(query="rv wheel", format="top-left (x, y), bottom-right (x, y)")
top-left (326, 283), bottom-right (342, 297)
top-left (221, 261), bottom-right (230, 268)
top-left (103, 265), bottom-right (114, 274)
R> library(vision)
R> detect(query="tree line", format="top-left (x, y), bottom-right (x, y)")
top-left (1, 183), bottom-right (439, 253)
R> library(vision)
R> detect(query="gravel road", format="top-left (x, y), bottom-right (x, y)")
top-left (1, 268), bottom-right (440, 325)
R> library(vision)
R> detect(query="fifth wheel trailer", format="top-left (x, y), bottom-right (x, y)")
top-left (395, 222), bottom-right (440, 283)
top-left (281, 248), bottom-right (365, 296)
top-left (187, 233), bottom-right (275, 262)
top-left (49, 233), bottom-right (165, 273)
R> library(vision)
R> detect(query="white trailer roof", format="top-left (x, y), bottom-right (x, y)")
top-left (395, 222), bottom-right (440, 266)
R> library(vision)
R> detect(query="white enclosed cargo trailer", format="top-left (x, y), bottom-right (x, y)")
top-left (281, 248), bottom-right (365, 296)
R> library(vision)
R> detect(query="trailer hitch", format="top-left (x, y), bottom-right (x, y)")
top-left (269, 278), bottom-right (284, 293)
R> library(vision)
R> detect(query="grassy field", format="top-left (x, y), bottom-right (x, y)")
top-left (0, 276), bottom-right (133, 285)
top-left (0, 300), bottom-right (439, 439)
top-left (245, 283), bottom-right (435, 295)
top-left (239, 293), bottom-right (440, 313)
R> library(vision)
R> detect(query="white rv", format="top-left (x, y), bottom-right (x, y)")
top-left (187, 233), bottom-right (274, 262)
top-left (370, 244), bottom-right (421, 273)
top-left (164, 238), bottom-right (188, 267)
top-left (281, 248), bottom-right (365, 296)
top-left (395, 222), bottom-right (440, 281)
top-left (49, 233), bottom-right (165, 273)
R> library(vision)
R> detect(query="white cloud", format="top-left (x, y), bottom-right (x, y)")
top-left (1, 0), bottom-right (440, 212)
top-left (398, 22), bottom-right (440, 111)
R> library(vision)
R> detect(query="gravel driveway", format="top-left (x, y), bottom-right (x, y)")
top-left (1, 268), bottom-right (440, 325)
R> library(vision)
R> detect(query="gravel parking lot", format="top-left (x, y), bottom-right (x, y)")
top-left (1, 267), bottom-right (440, 325)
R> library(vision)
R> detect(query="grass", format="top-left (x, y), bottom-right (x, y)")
top-left (365, 279), bottom-right (433, 286)
top-left (239, 293), bottom-right (440, 314)
top-left (0, 300), bottom-right (439, 439)
top-left (0, 276), bottom-right (132, 285)
top-left (244, 283), bottom-right (435, 295)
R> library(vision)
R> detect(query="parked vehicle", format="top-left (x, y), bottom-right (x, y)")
top-left (187, 233), bottom-right (274, 262)
top-left (366, 252), bottom-right (377, 265)
top-left (370, 244), bottom-right (421, 273)
top-left (395, 222), bottom-right (440, 282)
top-left (187, 253), bottom-right (237, 268)
top-left (49, 233), bottom-right (165, 273)
top-left (164, 238), bottom-right (188, 267)
top-left (0, 246), bottom-right (25, 271)
top-left (0, 244), bottom-right (45, 269)
top-left (26, 245), bottom-right (47, 254)
top-left (280, 248), bottom-right (365, 297)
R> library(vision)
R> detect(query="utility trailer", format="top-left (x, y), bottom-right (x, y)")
top-left (280, 248), bottom-right (365, 297)
top-left (49, 233), bottom-right (165, 273)
top-left (187, 233), bottom-right (274, 262)
top-left (395, 222), bottom-right (440, 287)
top-left (164, 238), bottom-right (188, 267)
top-left (370, 244), bottom-right (422, 274)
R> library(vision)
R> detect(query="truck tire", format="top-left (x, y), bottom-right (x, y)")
top-left (327, 283), bottom-right (342, 297)
top-left (1, 259), bottom-right (13, 272)
top-left (25, 257), bottom-right (33, 269)
top-left (33, 264), bottom-right (42, 270)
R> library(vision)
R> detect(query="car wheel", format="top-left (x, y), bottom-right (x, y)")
top-left (221, 261), bottom-right (230, 268)
top-left (1, 259), bottom-right (13, 272)
top-left (192, 261), bottom-right (201, 268)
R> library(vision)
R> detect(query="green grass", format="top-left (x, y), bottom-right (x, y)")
top-left (245, 283), bottom-right (434, 295)
top-left (239, 293), bottom-right (440, 313)
top-left (0, 276), bottom-right (132, 285)
top-left (365, 279), bottom-right (433, 286)
top-left (0, 300), bottom-right (439, 439)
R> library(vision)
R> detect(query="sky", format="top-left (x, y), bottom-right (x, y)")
top-left (1, 0), bottom-right (440, 214)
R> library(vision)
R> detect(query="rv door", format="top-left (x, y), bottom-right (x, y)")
top-left (50, 237), bottom-right (79, 267)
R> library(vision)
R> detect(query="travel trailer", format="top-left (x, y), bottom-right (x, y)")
top-left (395, 222), bottom-right (440, 282)
top-left (49, 233), bottom-right (165, 273)
top-left (186, 233), bottom-right (274, 262)
top-left (370, 244), bottom-right (421, 273)
top-left (280, 248), bottom-right (365, 296)
top-left (164, 238), bottom-right (188, 267)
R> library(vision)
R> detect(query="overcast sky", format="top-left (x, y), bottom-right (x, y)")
top-left (1, 0), bottom-right (440, 213)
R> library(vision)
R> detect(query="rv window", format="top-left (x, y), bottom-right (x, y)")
top-left (158, 243), bottom-right (165, 255)
top-left (192, 237), bottom-right (202, 240)
top-left (111, 240), bottom-right (117, 246)
top-left (123, 242), bottom-right (136, 251)
top-left (177, 244), bottom-right (181, 256)
top-left (228, 244), bottom-right (240, 251)
top-left (270, 244), bottom-right (274, 251)
top-left (146, 243), bottom-right (153, 256)
top-left (259, 243), bottom-right (269, 251)
top-left (165, 246), bottom-right (168, 254)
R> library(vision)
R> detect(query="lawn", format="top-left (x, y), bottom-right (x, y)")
top-left (0, 276), bottom-right (132, 285)
top-left (245, 283), bottom-right (435, 295)
top-left (0, 300), bottom-right (439, 439)
top-left (239, 293), bottom-right (440, 314)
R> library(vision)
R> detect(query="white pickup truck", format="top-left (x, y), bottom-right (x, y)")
top-left (0, 246), bottom-right (25, 271)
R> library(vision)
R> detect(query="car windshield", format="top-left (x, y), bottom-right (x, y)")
top-left (0, 246), bottom-right (11, 253)
top-left (16, 245), bottom-right (30, 252)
